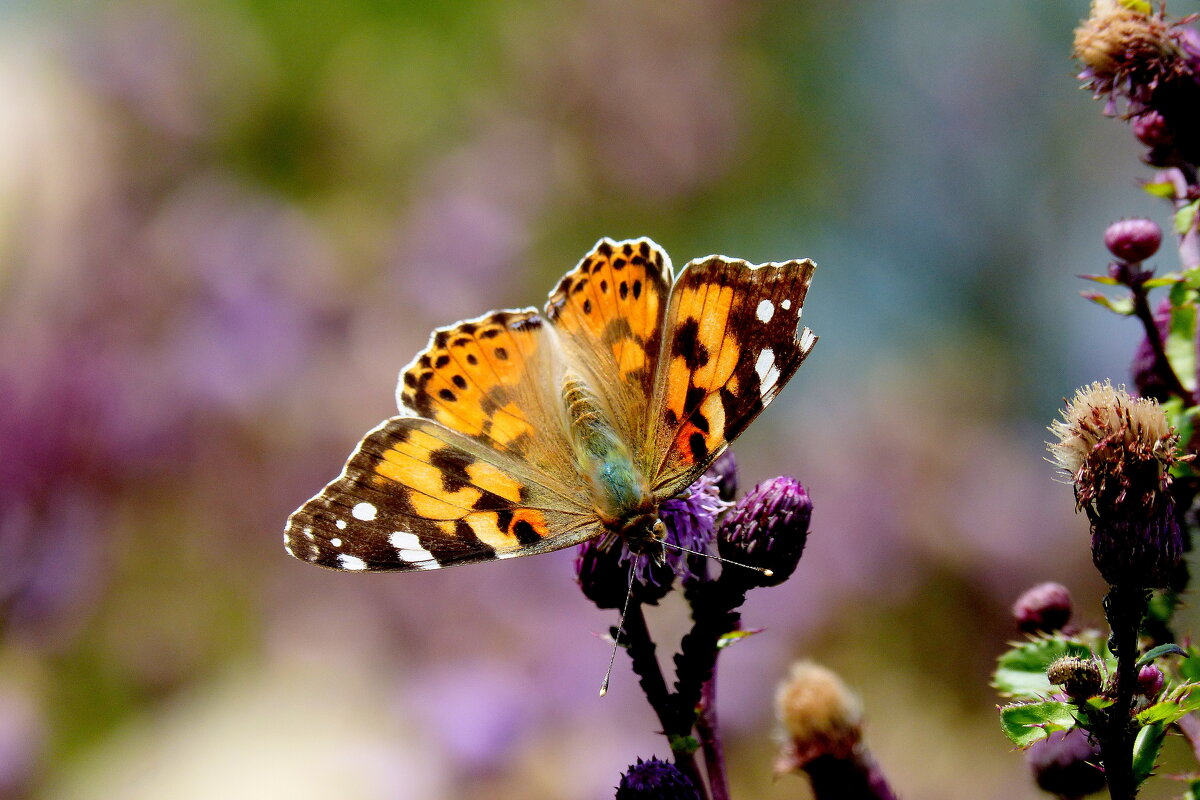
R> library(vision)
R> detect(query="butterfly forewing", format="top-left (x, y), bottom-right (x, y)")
top-left (645, 256), bottom-right (817, 497)
top-left (285, 417), bottom-right (599, 571)
top-left (545, 237), bottom-right (673, 455)
top-left (395, 308), bottom-right (580, 497)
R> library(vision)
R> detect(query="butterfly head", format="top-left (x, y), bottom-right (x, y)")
top-left (608, 511), bottom-right (668, 564)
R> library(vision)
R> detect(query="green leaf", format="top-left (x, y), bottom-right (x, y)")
top-left (1136, 683), bottom-right (1200, 725)
top-left (1133, 722), bottom-right (1166, 786)
top-left (994, 637), bottom-right (1095, 698)
top-left (1185, 779), bottom-right (1200, 800)
top-left (1144, 274), bottom-right (1184, 288)
top-left (999, 701), bottom-right (1078, 748)
top-left (1080, 273), bottom-right (1121, 285)
top-left (1144, 180), bottom-right (1177, 199)
top-left (1183, 266), bottom-right (1200, 289)
top-left (1137, 643), bottom-right (1188, 669)
top-left (1181, 654), bottom-right (1200, 682)
top-left (1167, 302), bottom-right (1198, 391)
top-left (716, 628), bottom-right (762, 650)
top-left (1082, 291), bottom-right (1135, 315)
top-left (1146, 590), bottom-right (1181, 630)
top-left (1177, 201), bottom-right (1200, 236)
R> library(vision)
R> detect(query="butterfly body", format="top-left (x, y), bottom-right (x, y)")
top-left (285, 238), bottom-right (816, 573)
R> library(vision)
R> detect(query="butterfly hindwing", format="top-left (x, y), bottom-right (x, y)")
top-left (646, 255), bottom-right (817, 496)
top-left (285, 417), bottom-right (599, 571)
top-left (545, 237), bottom-right (673, 454)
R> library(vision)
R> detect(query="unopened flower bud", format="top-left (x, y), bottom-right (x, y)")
top-left (718, 476), bottom-right (811, 588)
top-left (1012, 582), bottom-right (1073, 634)
top-left (775, 662), bottom-right (864, 771)
top-left (1105, 218), bottom-right (1162, 263)
top-left (775, 662), bottom-right (898, 800)
top-left (1137, 664), bottom-right (1165, 697)
top-left (615, 757), bottom-right (700, 800)
top-left (1026, 728), bottom-right (1106, 797)
top-left (1047, 656), bottom-right (1104, 699)
top-left (1133, 110), bottom-right (1172, 146)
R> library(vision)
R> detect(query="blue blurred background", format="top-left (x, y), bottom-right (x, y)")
top-left (1, 1), bottom-right (1190, 798)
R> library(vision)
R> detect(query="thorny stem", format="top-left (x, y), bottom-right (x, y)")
top-left (697, 674), bottom-right (730, 800)
top-left (673, 577), bottom-right (747, 739)
top-left (620, 604), bottom-right (709, 798)
top-left (1101, 586), bottom-right (1150, 800)
top-left (1129, 279), bottom-right (1193, 404)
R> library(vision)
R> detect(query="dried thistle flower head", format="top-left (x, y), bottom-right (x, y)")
top-left (1048, 381), bottom-right (1180, 517)
top-left (775, 661), bottom-right (864, 773)
top-left (1074, 1), bottom-right (1184, 86)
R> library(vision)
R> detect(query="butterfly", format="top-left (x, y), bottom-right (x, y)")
top-left (285, 238), bottom-right (816, 572)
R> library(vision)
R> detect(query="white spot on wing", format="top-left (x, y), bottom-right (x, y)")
top-left (389, 531), bottom-right (434, 564)
top-left (754, 348), bottom-right (780, 398)
top-left (337, 554), bottom-right (368, 570)
top-left (756, 299), bottom-right (774, 323)
top-left (335, 519), bottom-right (347, 530)
top-left (330, 537), bottom-right (342, 548)
top-left (352, 502), bottom-right (377, 521)
top-left (781, 299), bottom-right (792, 310)
top-left (799, 328), bottom-right (816, 354)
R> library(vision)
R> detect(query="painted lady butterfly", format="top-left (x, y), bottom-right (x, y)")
top-left (285, 238), bottom-right (816, 572)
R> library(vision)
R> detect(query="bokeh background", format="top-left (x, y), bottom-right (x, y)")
top-left (2, 1), bottom-right (1193, 798)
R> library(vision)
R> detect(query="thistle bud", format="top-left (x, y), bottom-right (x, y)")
top-left (1012, 582), bottom-right (1073, 634)
top-left (775, 662), bottom-right (897, 800)
top-left (1026, 729), bottom-right (1106, 797)
top-left (1104, 218), bottom-right (1162, 263)
top-left (615, 757), bottom-right (700, 800)
top-left (1137, 663), bottom-right (1165, 697)
top-left (718, 476), bottom-right (811, 588)
top-left (775, 662), bottom-right (864, 770)
top-left (1047, 656), bottom-right (1104, 700)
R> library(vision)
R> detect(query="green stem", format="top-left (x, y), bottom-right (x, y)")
top-left (1101, 586), bottom-right (1150, 800)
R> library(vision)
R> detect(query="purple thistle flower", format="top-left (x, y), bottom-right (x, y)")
top-left (615, 757), bottom-right (700, 800)
top-left (718, 476), bottom-right (812, 588)
top-left (659, 473), bottom-right (728, 578)
top-left (705, 448), bottom-right (739, 502)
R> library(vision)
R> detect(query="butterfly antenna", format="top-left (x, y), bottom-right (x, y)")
top-left (600, 555), bottom-right (639, 698)
top-left (658, 539), bottom-right (773, 578)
